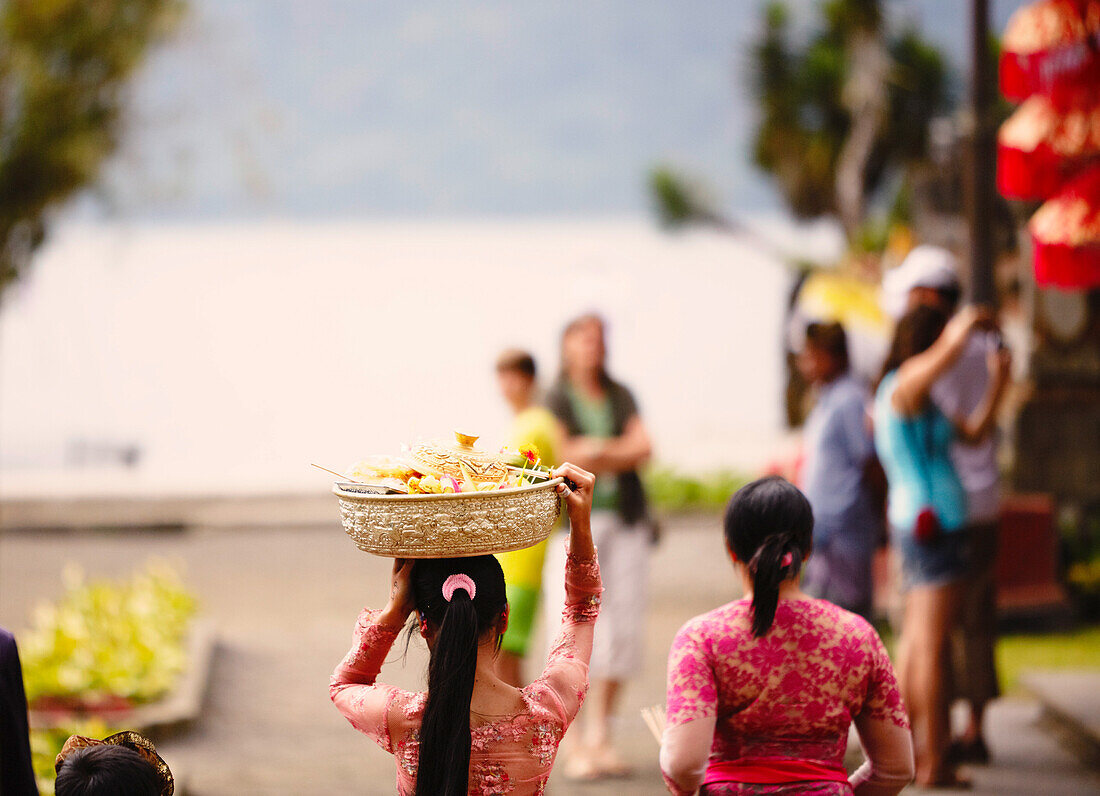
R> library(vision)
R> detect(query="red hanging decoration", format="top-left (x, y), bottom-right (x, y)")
top-left (1030, 166), bottom-right (1100, 288)
top-left (998, 96), bottom-right (1100, 199)
top-left (1000, 0), bottom-right (1100, 109)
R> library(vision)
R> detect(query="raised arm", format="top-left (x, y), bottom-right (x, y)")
top-left (535, 463), bottom-right (602, 720)
top-left (557, 463), bottom-right (596, 560)
top-left (329, 559), bottom-right (416, 751)
top-left (954, 346), bottom-right (1012, 444)
top-left (891, 306), bottom-right (991, 417)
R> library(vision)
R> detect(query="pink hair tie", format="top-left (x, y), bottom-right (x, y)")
top-left (781, 552), bottom-right (793, 568)
top-left (441, 573), bottom-right (476, 602)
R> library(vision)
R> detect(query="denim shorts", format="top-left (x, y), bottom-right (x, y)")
top-left (893, 526), bottom-right (971, 589)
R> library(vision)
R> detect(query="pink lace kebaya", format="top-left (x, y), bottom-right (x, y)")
top-left (330, 552), bottom-right (602, 795)
top-left (661, 598), bottom-right (912, 796)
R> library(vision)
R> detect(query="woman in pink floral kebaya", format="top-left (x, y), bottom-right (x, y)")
top-left (331, 463), bottom-right (600, 795)
top-left (661, 476), bottom-right (914, 795)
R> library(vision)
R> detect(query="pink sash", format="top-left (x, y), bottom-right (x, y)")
top-left (704, 757), bottom-right (849, 786)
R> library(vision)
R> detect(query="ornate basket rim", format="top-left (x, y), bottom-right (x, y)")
top-left (333, 477), bottom-right (564, 558)
top-left (332, 477), bottom-right (564, 502)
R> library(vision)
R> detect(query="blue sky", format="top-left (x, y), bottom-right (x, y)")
top-left (88, 0), bottom-right (1031, 221)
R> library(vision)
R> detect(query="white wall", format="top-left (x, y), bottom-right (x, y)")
top-left (0, 219), bottom-right (800, 495)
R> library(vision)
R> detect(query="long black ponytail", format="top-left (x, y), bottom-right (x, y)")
top-left (724, 476), bottom-right (814, 637)
top-left (411, 556), bottom-right (506, 796)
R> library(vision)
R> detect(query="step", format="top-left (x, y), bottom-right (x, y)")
top-left (1021, 669), bottom-right (1100, 767)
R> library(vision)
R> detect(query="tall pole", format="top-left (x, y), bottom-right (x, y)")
top-left (970, 0), bottom-right (996, 305)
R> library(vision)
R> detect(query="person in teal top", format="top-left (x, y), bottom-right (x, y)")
top-left (874, 370), bottom-right (967, 536)
top-left (564, 383), bottom-right (621, 512)
top-left (872, 303), bottom-right (1010, 789)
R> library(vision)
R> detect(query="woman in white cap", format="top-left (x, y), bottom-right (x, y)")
top-left (884, 245), bottom-right (1007, 764)
top-left (872, 303), bottom-right (1010, 787)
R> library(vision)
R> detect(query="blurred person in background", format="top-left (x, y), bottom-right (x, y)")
top-left (884, 246), bottom-right (1006, 764)
top-left (53, 731), bottom-right (173, 796)
top-left (796, 321), bottom-right (882, 619)
top-left (873, 304), bottom-right (1011, 787)
top-left (544, 313), bottom-right (654, 780)
top-left (494, 349), bottom-right (562, 686)
top-left (661, 477), bottom-right (913, 796)
top-left (1, 628), bottom-right (38, 795)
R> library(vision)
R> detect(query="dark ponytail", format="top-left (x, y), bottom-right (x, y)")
top-left (724, 476), bottom-right (813, 637)
top-left (410, 556), bottom-right (507, 796)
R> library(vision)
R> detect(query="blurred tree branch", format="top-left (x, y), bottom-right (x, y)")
top-left (648, 164), bottom-right (812, 267)
top-left (0, 0), bottom-right (184, 302)
top-left (649, 166), bottom-right (727, 231)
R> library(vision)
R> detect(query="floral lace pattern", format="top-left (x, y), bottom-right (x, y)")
top-left (330, 554), bottom-right (602, 795)
top-left (666, 598), bottom-right (908, 794)
top-left (471, 762), bottom-right (512, 794)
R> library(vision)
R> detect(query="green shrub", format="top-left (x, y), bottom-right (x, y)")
top-left (20, 560), bottom-right (197, 705)
top-left (644, 467), bottom-right (750, 513)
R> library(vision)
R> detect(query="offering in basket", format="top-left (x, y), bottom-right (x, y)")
top-left (332, 432), bottom-right (562, 558)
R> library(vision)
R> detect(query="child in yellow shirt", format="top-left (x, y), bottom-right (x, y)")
top-left (494, 349), bottom-right (561, 686)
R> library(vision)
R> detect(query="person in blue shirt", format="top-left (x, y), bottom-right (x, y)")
top-left (872, 304), bottom-right (1010, 788)
top-left (797, 321), bottom-right (882, 619)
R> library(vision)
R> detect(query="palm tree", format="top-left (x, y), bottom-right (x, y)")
top-left (750, 0), bottom-right (947, 243)
top-left (648, 165), bottom-right (812, 267)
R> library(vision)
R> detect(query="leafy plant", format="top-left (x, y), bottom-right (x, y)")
top-left (20, 560), bottom-right (197, 706)
top-left (0, 0), bottom-right (185, 301)
top-left (995, 625), bottom-right (1100, 693)
top-left (648, 166), bottom-right (725, 230)
top-left (644, 467), bottom-right (750, 513)
top-left (749, 0), bottom-right (948, 241)
top-left (1059, 512), bottom-right (1100, 618)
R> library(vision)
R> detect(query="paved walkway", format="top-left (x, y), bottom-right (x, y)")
top-left (2, 518), bottom-right (1097, 795)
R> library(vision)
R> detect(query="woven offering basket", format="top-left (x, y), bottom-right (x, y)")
top-left (333, 478), bottom-right (563, 558)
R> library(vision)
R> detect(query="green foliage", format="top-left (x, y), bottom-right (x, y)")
top-left (0, 0), bottom-right (184, 299)
top-left (1061, 512), bottom-right (1100, 617)
top-left (878, 622), bottom-right (1100, 696)
top-left (1067, 557), bottom-right (1100, 598)
top-left (852, 217), bottom-right (890, 255)
top-left (20, 560), bottom-right (197, 705)
top-left (749, 0), bottom-right (947, 224)
top-left (647, 166), bottom-right (723, 230)
top-left (884, 31), bottom-right (947, 163)
top-left (644, 466), bottom-right (749, 513)
top-left (996, 625), bottom-right (1100, 693)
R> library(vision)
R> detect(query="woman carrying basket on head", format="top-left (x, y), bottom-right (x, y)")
top-left (330, 463), bottom-right (601, 796)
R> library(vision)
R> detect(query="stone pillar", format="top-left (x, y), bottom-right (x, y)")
top-left (1012, 288), bottom-right (1100, 526)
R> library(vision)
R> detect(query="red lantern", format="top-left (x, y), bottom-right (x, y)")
top-left (1000, 0), bottom-right (1100, 109)
top-left (1030, 166), bottom-right (1100, 288)
top-left (998, 95), bottom-right (1100, 199)
top-left (998, 96), bottom-right (1100, 199)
